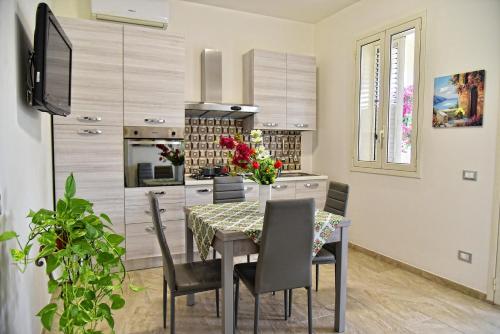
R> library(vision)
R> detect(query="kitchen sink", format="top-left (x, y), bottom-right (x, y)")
top-left (278, 172), bottom-right (318, 177)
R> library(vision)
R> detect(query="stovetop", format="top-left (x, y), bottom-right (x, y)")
top-left (189, 173), bottom-right (229, 180)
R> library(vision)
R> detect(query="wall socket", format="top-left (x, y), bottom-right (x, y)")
top-left (458, 250), bottom-right (472, 263)
top-left (462, 170), bottom-right (478, 181)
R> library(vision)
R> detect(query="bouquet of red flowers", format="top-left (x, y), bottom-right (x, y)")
top-left (156, 144), bottom-right (185, 166)
top-left (219, 130), bottom-right (282, 185)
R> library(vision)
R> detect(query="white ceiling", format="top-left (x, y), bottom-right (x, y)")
top-left (179, 0), bottom-right (360, 23)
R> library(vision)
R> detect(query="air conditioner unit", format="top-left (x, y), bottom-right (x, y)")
top-left (91, 0), bottom-right (169, 29)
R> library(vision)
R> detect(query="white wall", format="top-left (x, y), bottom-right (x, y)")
top-left (0, 0), bottom-right (54, 333)
top-left (314, 0), bottom-right (500, 293)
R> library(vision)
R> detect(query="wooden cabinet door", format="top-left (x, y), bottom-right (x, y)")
top-left (271, 181), bottom-right (296, 200)
top-left (53, 125), bottom-right (124, 234)
top-left (286, 54), bottom-right (316, 130)
top-left (124, 26), bottom-right (185, 128)
top-left (248, 50), bottom-right (287, 130)
top-left (295, 180), bottom-right (327, 210)
top-left (54, 18), bottom-right (123, 127)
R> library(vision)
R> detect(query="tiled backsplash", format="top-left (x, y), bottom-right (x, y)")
top-left (184, 117), bottom-right (302, 174)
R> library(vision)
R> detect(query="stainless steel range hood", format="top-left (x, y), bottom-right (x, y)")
top-left (185, 49), bottom-right (259, 119)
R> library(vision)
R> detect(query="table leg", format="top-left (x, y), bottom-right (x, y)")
top-left (334, 225), bottom-right (349, 333)
top-left (185, 213), bottom-right (195, 306)
top-left (221, 240), bottom-right (234, 334)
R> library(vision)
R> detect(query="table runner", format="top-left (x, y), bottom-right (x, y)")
top-left (187, 201), bottom-right (343, 261)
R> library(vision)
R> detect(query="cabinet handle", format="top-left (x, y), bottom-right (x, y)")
top-left (197, 188), bottom-right (212, 193)
top-left (78, 129), bottom-right (102, 135)
top-left (145, 224), bottom-right (166, 233)
top-left (304, 183), bottom-right (319, 188)
top-left (144, 118), bottom-right (166, 124)
top-left (144, 208), bottom-right (166, 215)
top-left (77, 116), bottom-right (102, 122)
top-left (147, 191), bottom-right (166, 196)
top-left (262, 122), bottom-right (278, 127)
top-left (272, 184), bottom-right (288, 190)
top-left (294, 123), bottom-right (309, 128)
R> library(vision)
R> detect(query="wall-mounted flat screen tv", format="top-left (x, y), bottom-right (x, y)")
top-left (32, 3), bottom-right (72, 116)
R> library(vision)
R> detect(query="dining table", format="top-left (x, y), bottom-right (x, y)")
top-left (184, 201), bottom-right (351, 334)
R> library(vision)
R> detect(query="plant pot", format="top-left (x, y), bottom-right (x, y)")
top-left (258, 184), bottom-right (272, 213)
top-left (173, 165), bottom-right (184, 182)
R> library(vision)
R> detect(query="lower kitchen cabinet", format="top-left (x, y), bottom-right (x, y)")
top-left (271, 181), bottom-right (296, 200)
top-left (185, 185), bottom-right (214, 206)
top-left (295, 180), bottom-right (327, 210)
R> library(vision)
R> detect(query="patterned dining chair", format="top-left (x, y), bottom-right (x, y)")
top-left (234, 199), bottom-right (316, 334)
top-left (212, 176), bottom-right (250, 261)
top-left (149, 192), bottom-right (234, 333)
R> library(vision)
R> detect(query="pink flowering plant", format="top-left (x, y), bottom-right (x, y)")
top-left (219, 130), bottom-right (282, 185)
top-left (401, 85), bottom-right (413, 153)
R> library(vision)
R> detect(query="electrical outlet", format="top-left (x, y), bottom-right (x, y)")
top-left (462, 170), bottom-right (478, 181)
top-left (458, 250), bottom-right (472, 263)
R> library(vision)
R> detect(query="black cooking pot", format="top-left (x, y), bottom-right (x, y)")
top-left (201, 165), bottom-right (222, 177)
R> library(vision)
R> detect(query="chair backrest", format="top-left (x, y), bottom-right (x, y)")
top-left (324, 181), bottom-right (349, 216)
top-left (255, 199), bottom-right (315, 293)
top-left (213, 176), bottom-right (245, 204)
top-left (148, 192), bottom-right (176, 288)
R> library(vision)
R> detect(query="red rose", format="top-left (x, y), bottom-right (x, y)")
top-left (219, 136), bottom-right (236, 149)
top-left (274, 160), bottom-right (283, 169)
top-left (252, 161), bottom-right (260, 169)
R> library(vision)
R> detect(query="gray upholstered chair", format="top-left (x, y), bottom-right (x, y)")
top-left (287, 181), bottom-right (350, 318)
top-left (234, 199), bottom-right (316, 334)
top-left (212, 176), bottom-right (250, 261)
top-left (314, 181), bottom-right (349, 291)
top-left (149, 192), bottom-right (229, 333)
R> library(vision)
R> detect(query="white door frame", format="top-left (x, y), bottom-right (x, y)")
top-left (487, 111), bottom-right (500, 303)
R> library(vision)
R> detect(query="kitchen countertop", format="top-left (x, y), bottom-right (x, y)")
top-left (184, 173), bottom-right (328, 186)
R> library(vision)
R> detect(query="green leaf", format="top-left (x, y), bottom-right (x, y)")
top-left (47, 279), bottom-right (58, 293)
top-left (100, 213), bottom-right (112, 224)
top-left (97, 252), bottom-right (114, 264)
top-left (86, 224), bottom-right (99, 239)
top-left (45, 255), bottom-right (60, 274)
top-left (10, 248), bottom-right (25, 262)
top-left (128, 283), bottom-right (144, 292)
top-left (105, 314), bottom-right (115, 329)
top-left (98, 303), bottom-right (111, 317)
top-left (65, 173), bottom-right (76, 199)
top-left (110, 294), bottom-right (125, 310)
top-left (56, 199), bottom-right (67, 214)
top-left (106, 234), bottom-right (124, 246)
top-left (0, 231), bottom-right (17, 242)
top-left (36, 303), bottom-right (57, 331)
top-left (23, 244), bottom-right (33, 256)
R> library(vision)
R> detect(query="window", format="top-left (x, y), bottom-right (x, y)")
top-left (353, 18), bottom-right (423, 175)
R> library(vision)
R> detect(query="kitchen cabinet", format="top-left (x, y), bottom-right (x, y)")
top-left (185, 185), bottom-right (214, 206)
top-left (53, 124), bottom-right (124, 234)
top-left (295, 180), bottom-right (327, 209)
top-left (124, 25), bottom-right (185, 128)
top-left (286, 54), bottom-right (317, 130)
top-left (55, 18), bottom-right (123, 127)
top-left (244, 49), bottom-right (287, 129)
top-left (271, 181), bottom-right (296, 200)
top-left (244, 49), bottom-right (317, 131)
top-left (125, 186), bottom-right (186, 262)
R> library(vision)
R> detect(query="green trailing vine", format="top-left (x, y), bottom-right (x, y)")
top-left (5, 173), bottom-right (140, 333)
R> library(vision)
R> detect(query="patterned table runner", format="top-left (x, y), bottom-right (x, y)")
top-left (187, 201), bottom-right (343, 261)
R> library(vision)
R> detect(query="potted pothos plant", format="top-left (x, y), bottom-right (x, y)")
top-left (7, 174), bottom-right (139, 334)
top-left (219, 130), bottom-right (283, 213)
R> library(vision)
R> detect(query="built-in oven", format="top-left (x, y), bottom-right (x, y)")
top-left (124, 126), bottom-right (185, 188)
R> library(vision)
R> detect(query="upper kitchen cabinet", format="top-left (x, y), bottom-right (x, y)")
top-left (54, 18), bottom-right (123, 126)
top-left (244, 49), bottom-right (287, 130)
top-left (244, 49), bottom-right (317, 131)
top-left (124, 25), bottom-right (185, 128)
top-left (286, 54), bottom-right (317, 130)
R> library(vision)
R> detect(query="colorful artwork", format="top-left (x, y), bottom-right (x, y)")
top-left (433, 70), bottom-right (485, 128)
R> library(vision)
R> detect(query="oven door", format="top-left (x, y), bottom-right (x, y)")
top-left (124, 139), bottom-right (184, 188)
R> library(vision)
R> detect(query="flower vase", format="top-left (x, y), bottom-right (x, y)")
top-left (173, 165), bottom-right (184, 182)
top-left (258, 184), bottom-right (272, 213)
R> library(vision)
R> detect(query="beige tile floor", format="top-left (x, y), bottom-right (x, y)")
top-left (113, 249), bottom-right (500, 333)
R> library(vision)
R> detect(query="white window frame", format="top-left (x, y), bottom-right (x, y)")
top-left (352, 15), bottom-right (425, 178)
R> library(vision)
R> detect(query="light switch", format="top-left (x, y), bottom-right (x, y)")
top-left (458, 250), bottom-right (472, 263)
top-left (462, 170), bottom-right (478, 181)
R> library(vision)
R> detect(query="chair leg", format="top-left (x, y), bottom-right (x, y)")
top-left (283, 290), bottom-right (288, 320)
top-left (254, 295), bottom-right (260, 334)
top-left (247, 254), bottom-right (251, 262)
top-left (235, 279), bottom-right (240, 329)
top-left (170, 294), bottom-right (176, 334)
top-left (215, 289), bottom-right (220, 318)
top-left (307, 287), bottom-right (313, 334)
top-left (213, 248), bottom-right (217, 259)
top-left (315, 264), bottom-right (319, 292)
top-left (163, 279), bottom-right (167, 329)
top-left (288, 289), bottom-right (293, 317)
